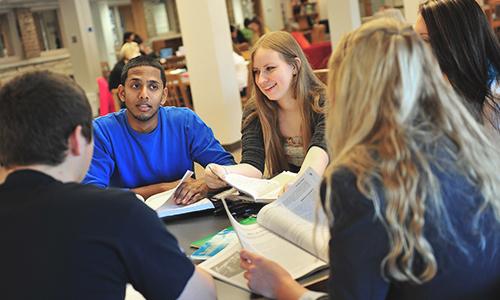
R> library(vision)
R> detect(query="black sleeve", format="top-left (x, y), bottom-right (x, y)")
top-left (108, 61), bottom-right (124, 91)
top-left (309, 109), bottom-right (327, 151)
top-left (323, 170), bottom-right (391, 300)
top-left (119, 198), bottom-right (195, 299)
top-left (240, 108), bottom-right (266, 173)
top-left (309, 95), bottom-right (327, 152)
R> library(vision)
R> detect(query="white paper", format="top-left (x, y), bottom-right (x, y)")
top-left (144, 170), bottom-right (214, 218)
top-left (223, 171), bottom-right (296, 202)
top-left (199, 241), bottom-right (248, 290)
top-left (258, 168), bottom-right (329, 261)
top-left (125, 284), bottom-right (145, 300)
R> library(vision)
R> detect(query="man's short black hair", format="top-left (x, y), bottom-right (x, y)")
top-left (120, 55), bottom-right (166, 87)
top-left (0, 71), bottom-right (92, 167)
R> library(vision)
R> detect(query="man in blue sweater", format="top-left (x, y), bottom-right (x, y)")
top-left (83, 56), bottom-right (235, 203)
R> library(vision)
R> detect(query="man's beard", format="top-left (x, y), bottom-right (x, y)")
top-left (128, 105), bottom-right (159, 122)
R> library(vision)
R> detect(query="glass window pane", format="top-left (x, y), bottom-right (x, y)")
top-left (0, 13), bottom-right (15, 58)
top-left (33, 10), bottom-right (63, 51)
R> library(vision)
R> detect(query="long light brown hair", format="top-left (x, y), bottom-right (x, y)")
top-left (324, 19), bottom-right (500, 283)
top-left (244, 31), bottom-right (325, 176)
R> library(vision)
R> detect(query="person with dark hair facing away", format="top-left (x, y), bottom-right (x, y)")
top-left (123, 31), bottom-right (136, 44)
top-left (415, 0), bottom-right (500, 135)
top-left (0, 71), bottom-right (216, 299)
top-left (83, 56), bottom-right (235, 203)
top-left (247, 17), bottom-right (270, 45)
top-left (123, 31), bottom-right (156, 57)
top-left (241, 18), bottom-right (254, 44)
top-left (230, 24), bottom-right (248, 45)
top-left (237, 19), bottom-right (500, 300)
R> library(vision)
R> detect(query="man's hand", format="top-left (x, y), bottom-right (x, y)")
top-left (172, 177), bottom-right (209, 205)
top-left (239, 249), bottom-right (307, 299)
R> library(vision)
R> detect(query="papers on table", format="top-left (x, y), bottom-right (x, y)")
top-left (144, 170), bottom-right (214, 218)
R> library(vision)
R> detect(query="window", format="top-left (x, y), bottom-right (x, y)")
top-left (0, 13), bottom-right (16, 58)
top-left (108, 6), bottom-right (121, 47)
top-left (32, 9), bottom-right (63, 51)
top-left (150, 2), bottom-right (169, 35)
top-left (108, 4), bottom-right (133, 47)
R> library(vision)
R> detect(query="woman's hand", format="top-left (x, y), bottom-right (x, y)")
top-left (278, 178), bottom-right (297, 197)
top-left (204, 163), bottom-right (229, 189)
top-left (239, 249), bottom-right (307, 299)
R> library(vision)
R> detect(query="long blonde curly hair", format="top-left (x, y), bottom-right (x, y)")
top-left (324, 19), bottom-right (500, 284)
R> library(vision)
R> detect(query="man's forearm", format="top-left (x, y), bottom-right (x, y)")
top-left (132, 180), bottom-right (180, 200)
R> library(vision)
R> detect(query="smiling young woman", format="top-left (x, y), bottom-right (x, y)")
top-left (205, 31), bottom-right (329, 187)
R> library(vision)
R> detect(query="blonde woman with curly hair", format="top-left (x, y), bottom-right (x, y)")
top-left (238, 19), bottom-right (500, 300)
top-left (205, 31), bottom-right (328, 187)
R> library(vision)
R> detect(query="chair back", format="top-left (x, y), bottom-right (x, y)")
top-left (164, 73), bottom-right (193, 109)
top-left (162, 56), bottom-right (187, 70)
top-left (290, 31), bottom-right (311, 49)
top-left (311, 24), bottom-right (326, 44)
top-left (313, 69), bottom-right (328, 84)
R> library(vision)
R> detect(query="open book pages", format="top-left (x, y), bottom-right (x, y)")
top-left (226, 206), bottom-right (327, 279)
top-left (223, 171), bottom-right (296, 203)
top-left (199, 240), bottom-right (328, 292)
top-left (144, 170), bottom-right (214, 218)
top-left (199, 241), bottom-right (249, 290)
top-left (257, 168), bottom-right (330, 261)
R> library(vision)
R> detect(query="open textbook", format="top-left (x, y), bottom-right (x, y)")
top-left (145, 170), bottom-right (214, 218)
top-left (222, 171), bottom-right (297, 203)
top-left (200, 168), bottom-right (330, 291)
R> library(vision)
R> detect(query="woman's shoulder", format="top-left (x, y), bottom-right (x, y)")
top-left (242, 101), bottom-right (256, 119)
top-left (321, 168), bottom-right (373, 208)
top-left (242, 99), bottom-right (260, 127)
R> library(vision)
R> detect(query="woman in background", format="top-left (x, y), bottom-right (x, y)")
top-left (248, 17), bottom-right (270, 45)
top-left (107, 42), bottom-right (141, 92)
top-left (415, 0), bottom-right (500, 134)
top-left (239, 19), bottom-right (500, 300)
top-left (205, 31), bottom-right (328, 187)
